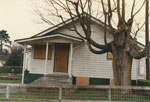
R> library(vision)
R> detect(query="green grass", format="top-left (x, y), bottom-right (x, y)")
top-left (10, 93), bottom-right (59, 99)
top-left (0, 79), bottom-right (21, 83)
top-left (0, 91), bottom-right (149, 102)
top-left (62, 91), bottom-right (108, 100)
top-left (0, 89), bottom-right (149, 102)
top-left (111, 93), bottom-right (149, 101)
top-left (0, 85), bottom-right (6, 89)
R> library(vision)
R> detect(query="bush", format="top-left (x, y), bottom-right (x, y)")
top-left (137, 80), bottom-right (150, 86)
top-left (4, 45), bottom-right (23, 66)
top-left (0, 66), bottom-right (22, 74)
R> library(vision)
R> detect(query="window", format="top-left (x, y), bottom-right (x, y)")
top-left (34, 45), bottom-right (52, 59)
top-left (107, 52), bottom-right (113, 59)
top-left (76, 77), bottom-right (89, 86)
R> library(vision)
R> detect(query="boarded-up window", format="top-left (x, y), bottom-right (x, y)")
top-left (34, 45), bottom-right (52, 59)
top-left (107, 52), bottom-right (113, 59)
top-left (110, 78), bottom-right (114, 86)
top-left (76, 77), bottom-right (89, 86)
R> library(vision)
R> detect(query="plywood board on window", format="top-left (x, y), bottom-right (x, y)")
top-left (110, 78), bottom-right (114, 86)
top-left (76, 77), bottom-right (89, 86)
top-left (34, 45), bottom-right (52, 59)
top-left (107, 52), bottom-right (113, 59)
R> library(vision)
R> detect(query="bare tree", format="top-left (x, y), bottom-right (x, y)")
top-left (32, 0), bottom-right (150, 86)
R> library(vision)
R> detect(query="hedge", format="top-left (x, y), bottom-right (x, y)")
top-left (0, 66), bottom-right (22, 74)
top-left (137, 79), bottom-right (150, 86)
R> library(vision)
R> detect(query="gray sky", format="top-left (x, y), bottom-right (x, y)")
top-left (0, 0), bottom-right (147, 44)
top-left (0, 0), bottom-right (49, 41)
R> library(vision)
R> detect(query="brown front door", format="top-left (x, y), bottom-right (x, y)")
top-left (54, 43), bottom-right (69, 73)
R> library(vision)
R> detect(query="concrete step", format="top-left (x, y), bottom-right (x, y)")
top-left (32, 73), bottom-right (72, 85)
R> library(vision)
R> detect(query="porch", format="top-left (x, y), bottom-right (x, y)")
top-left (19, 34), bottom-right (83, 84)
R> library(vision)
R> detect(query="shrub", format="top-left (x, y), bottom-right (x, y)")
top-left (137, 80), bottom-right (150, 86)
top-left (0, 66), bottom-right (22, 74)
top-left (4, 45), bottom-right (23, 66)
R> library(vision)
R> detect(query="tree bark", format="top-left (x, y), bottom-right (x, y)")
top-left (112, 43), bottom-right (133, 86)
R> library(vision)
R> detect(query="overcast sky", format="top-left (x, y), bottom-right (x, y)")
top-left (0, 0), bottom-right (49, 41)
top-left (0, 0), bottom-right (147, 44)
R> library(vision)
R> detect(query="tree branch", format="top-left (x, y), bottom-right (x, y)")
top-left (122, 0), bottom-right (125, 20)
top-left (117, 0), bottom-right (121, 20)
top-left (131, 0), bottom-right (136, 17)
top-left (132, 0), bottom-right (146, 18)
top-left (129, 43), bottom-right (150, 59)
top-left (88, 43), bottom-right (109, 54)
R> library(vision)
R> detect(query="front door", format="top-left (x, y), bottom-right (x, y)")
top-left (54, 43), bottom-right (69, 73)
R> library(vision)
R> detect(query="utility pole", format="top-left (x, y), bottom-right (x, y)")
top-left (146, 0), bottom-right (150, 80)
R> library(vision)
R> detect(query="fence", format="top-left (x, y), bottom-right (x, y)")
top-left (0, 83), bottom-right (150, 102)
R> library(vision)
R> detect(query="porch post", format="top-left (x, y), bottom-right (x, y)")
top-left (68, 43), bottom-right (73, 77)
top-left (45, 42), bottom-right (49, 75)
top-left (22, 44), bottom-right (27, 84)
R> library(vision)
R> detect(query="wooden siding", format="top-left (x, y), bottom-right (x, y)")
top-left (72, 44), bottom-right (139, 80)
top-left (71, 23), bottom-right (139, 80)
top-left (25, 21), bottom-right (140, 80)
top-left (29, 45), bottom-right (54, 74)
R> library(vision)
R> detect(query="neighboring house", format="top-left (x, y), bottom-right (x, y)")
top-left (0, 55), bottom-right (8, 66)
top-left (15, 16), bottom-right (146, 85)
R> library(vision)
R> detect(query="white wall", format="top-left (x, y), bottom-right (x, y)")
top-left (72, 44), bottom-right (139, 80)
top-left (24, 20), bottom-right (140, 80)
top-left (26, 37), bottom-right (74, 75)
top-left (137, 58), bottom-right (146, 79)
top-left (27, 45), bottom-right (54, 74)
top-left (70, 22), bottom-right (139, 80)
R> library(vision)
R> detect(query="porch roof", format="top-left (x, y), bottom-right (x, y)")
top-left (15, 33), bottom-right (84, 44)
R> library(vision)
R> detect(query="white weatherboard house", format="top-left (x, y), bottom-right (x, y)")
top-left (16, 16), bottom-right (146, 85)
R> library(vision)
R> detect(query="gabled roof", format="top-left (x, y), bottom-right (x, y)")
top-left (15, 14), bottom-right (144, 46)
top-left (15, 15), bottom-right (109, 43)
top-left (31, 15), bottom-right (107, 37)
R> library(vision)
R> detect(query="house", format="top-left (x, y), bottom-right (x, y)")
top-left (0, 55), bottom-right (8, 66)
top-left (15, 16), bottom-right (146, 85)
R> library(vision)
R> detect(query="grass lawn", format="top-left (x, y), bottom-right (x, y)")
top-left (0, 79), bottom-right (21, 83)
top-left (0, 91), bottom-right (149, 102)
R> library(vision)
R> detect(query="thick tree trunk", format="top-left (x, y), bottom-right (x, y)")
top-left (112, 43), bottom-right (133, 86)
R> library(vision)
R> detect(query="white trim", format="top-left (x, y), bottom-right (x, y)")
top-left (22, 45), bottom-right (27, 84)
top-left (68, 43), bottom-right (73, 77)
top-left (45, 42), bottom-right (49, 75)
top-left (16, 34), bottom-right (83, 43)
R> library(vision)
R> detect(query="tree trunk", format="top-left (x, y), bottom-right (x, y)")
top-left (112, 43), bottom-right (133, 86)
top-left (0, 41), bottom-right (2, 55)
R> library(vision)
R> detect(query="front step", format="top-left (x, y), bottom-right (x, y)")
top-left (32, 73), bottom-right (72, 85)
